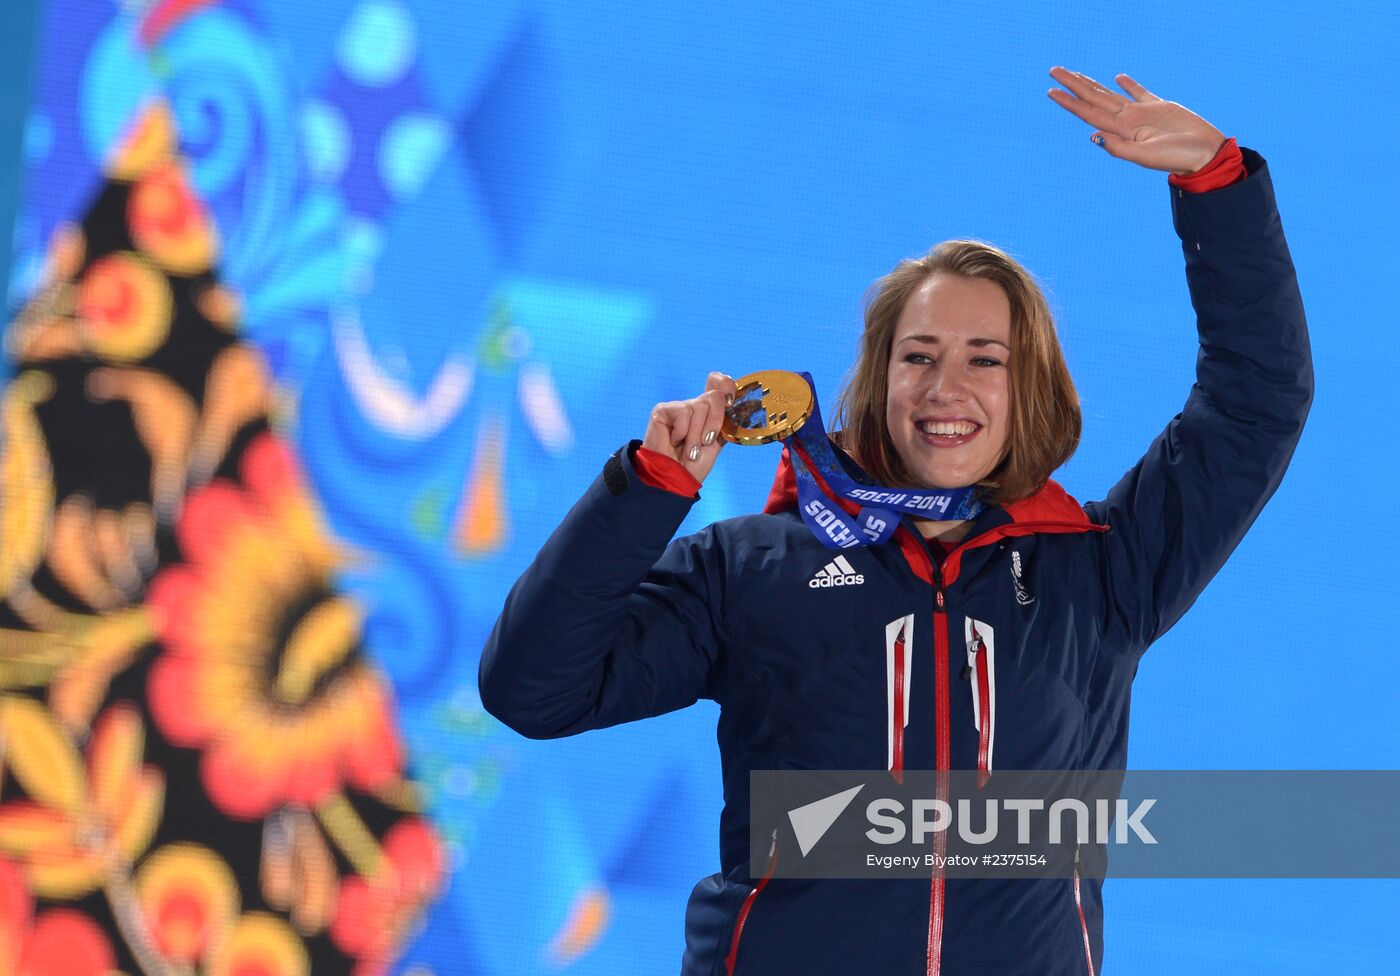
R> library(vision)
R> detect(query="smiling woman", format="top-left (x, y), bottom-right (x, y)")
top-left (837, 239), bottom-right (1082, 542)
top-left (480, 67), bottom-right (1313, 975)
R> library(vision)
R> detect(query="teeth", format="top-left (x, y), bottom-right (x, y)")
top-left (918, 421), bottom-right (977, 437)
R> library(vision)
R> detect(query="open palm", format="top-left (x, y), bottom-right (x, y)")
top-left (1047, 66), bottom-right (1227, 175)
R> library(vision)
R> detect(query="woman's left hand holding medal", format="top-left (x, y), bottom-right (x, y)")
top-left (642, 371), bottom-right (741, 484)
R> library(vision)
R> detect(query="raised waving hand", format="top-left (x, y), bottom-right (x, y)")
top-left (1047, 66), bottom-right (1227, 175)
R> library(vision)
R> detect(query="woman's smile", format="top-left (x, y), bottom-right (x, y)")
top-left (914, 418), bottom-right (983, 448)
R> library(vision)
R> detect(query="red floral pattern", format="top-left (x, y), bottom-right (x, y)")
top-left (147, 433), bottom-right (405, 820)
top-left (1, 860), bottom-right (118, 976)
top-left (0, 101), bottom-right (442, 974)
top-left (330, 817), bottom-right (444, 976)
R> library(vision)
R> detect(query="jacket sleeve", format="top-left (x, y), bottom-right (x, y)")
top-left (478, 441), bottom-right (727, 738)
top-left (1083, 148), bottom-right (1313, 653)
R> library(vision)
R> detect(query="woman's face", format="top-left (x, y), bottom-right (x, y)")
top-left (884, 273), bottom-right (1012, 490)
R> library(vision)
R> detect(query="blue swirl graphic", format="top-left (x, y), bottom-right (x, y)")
top-left (164, 14), bottom-right (297, 293)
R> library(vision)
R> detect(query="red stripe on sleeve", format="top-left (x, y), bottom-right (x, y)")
top-left (633, 446), bottom-right (702, 498)
top-left (1168, 137), bottom-right (1246, 194)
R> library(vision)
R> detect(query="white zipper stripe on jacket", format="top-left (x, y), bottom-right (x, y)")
top-left (964, 618), bottom-right (997, 781)
top-left (885, 614), bottom-right (914, 770)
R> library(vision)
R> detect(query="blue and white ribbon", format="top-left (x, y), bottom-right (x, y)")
top-left (785, 373), bottom-right (983, 549)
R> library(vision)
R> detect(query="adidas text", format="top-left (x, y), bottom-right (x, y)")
top-left (810, 556), bottom-right (865, 588)
top-left (811, 573), bottom-right (865, 588)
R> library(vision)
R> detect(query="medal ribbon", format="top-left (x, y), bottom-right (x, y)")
top-left (784, 372), bottom-right (983, 550)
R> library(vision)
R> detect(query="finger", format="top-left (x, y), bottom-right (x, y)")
top-left (683, 396), bottom-right (713, 463)
top-left (1048, 66), bottom-right (1126, 111)
top-left (1089, 130), bottom-right (1134, 159)
top-left (644, 402), bottom-right (687, 455)
top-left (1073, 70), bottom-right (1132, 110)
top-left (1046, 87), bottom-right (1121, 133)
top-left (705, 370), bottom-right (740, 407)
top-left (699, 388), bottom-right (729, 447)
top-left (667, 402), bottom-right (695, 447)
top-left (1074, 70), bottom-right (1121, 99)
top-left (1114, 73), bottom-right (1159, 102)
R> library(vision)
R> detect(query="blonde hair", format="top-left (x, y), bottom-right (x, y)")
top-left (833, 240), bottom-right (1080, 505)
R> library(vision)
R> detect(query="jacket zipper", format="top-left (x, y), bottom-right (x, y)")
top-left (725, 829), bottom-right (778, 976)
top-left (969, 622), bottom-right (992, 789)
top-left (926, 568), bottom-right (950, 976)
top-left (905, 522), bottom-right (1104, 976)
top-left (892, 622), bottom-right (906, 783)
top-left (1073, 846), bottom-right (1095, 976)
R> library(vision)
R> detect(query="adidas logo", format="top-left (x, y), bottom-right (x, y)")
top-left (809, 555), bottom-right (865, 588)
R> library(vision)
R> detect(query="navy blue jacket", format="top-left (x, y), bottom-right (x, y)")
top-left (479, 148), bottom-right (1312, 975)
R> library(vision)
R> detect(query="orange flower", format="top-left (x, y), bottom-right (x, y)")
top-left (206, 912), bottom-right (309, 976)
top-left (0, 701), bottom-right (163, 901)
top-left (147, 433), bottom-right (405, 820)
top-left (329, 817), bottom-right (444, 975)
top-left (17, 910), bottom-right (117, 976)
top-left (1, 859), bottom-right (119, 976)
top-left (127, 161), bottom-right (218, 275)
top-left (76, 251), bottom-right (173, 363)
top-left (133, 843), bottom-right (240, 963)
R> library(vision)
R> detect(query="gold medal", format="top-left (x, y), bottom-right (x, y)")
top-left (720, 370), bottom-right (814, 445)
